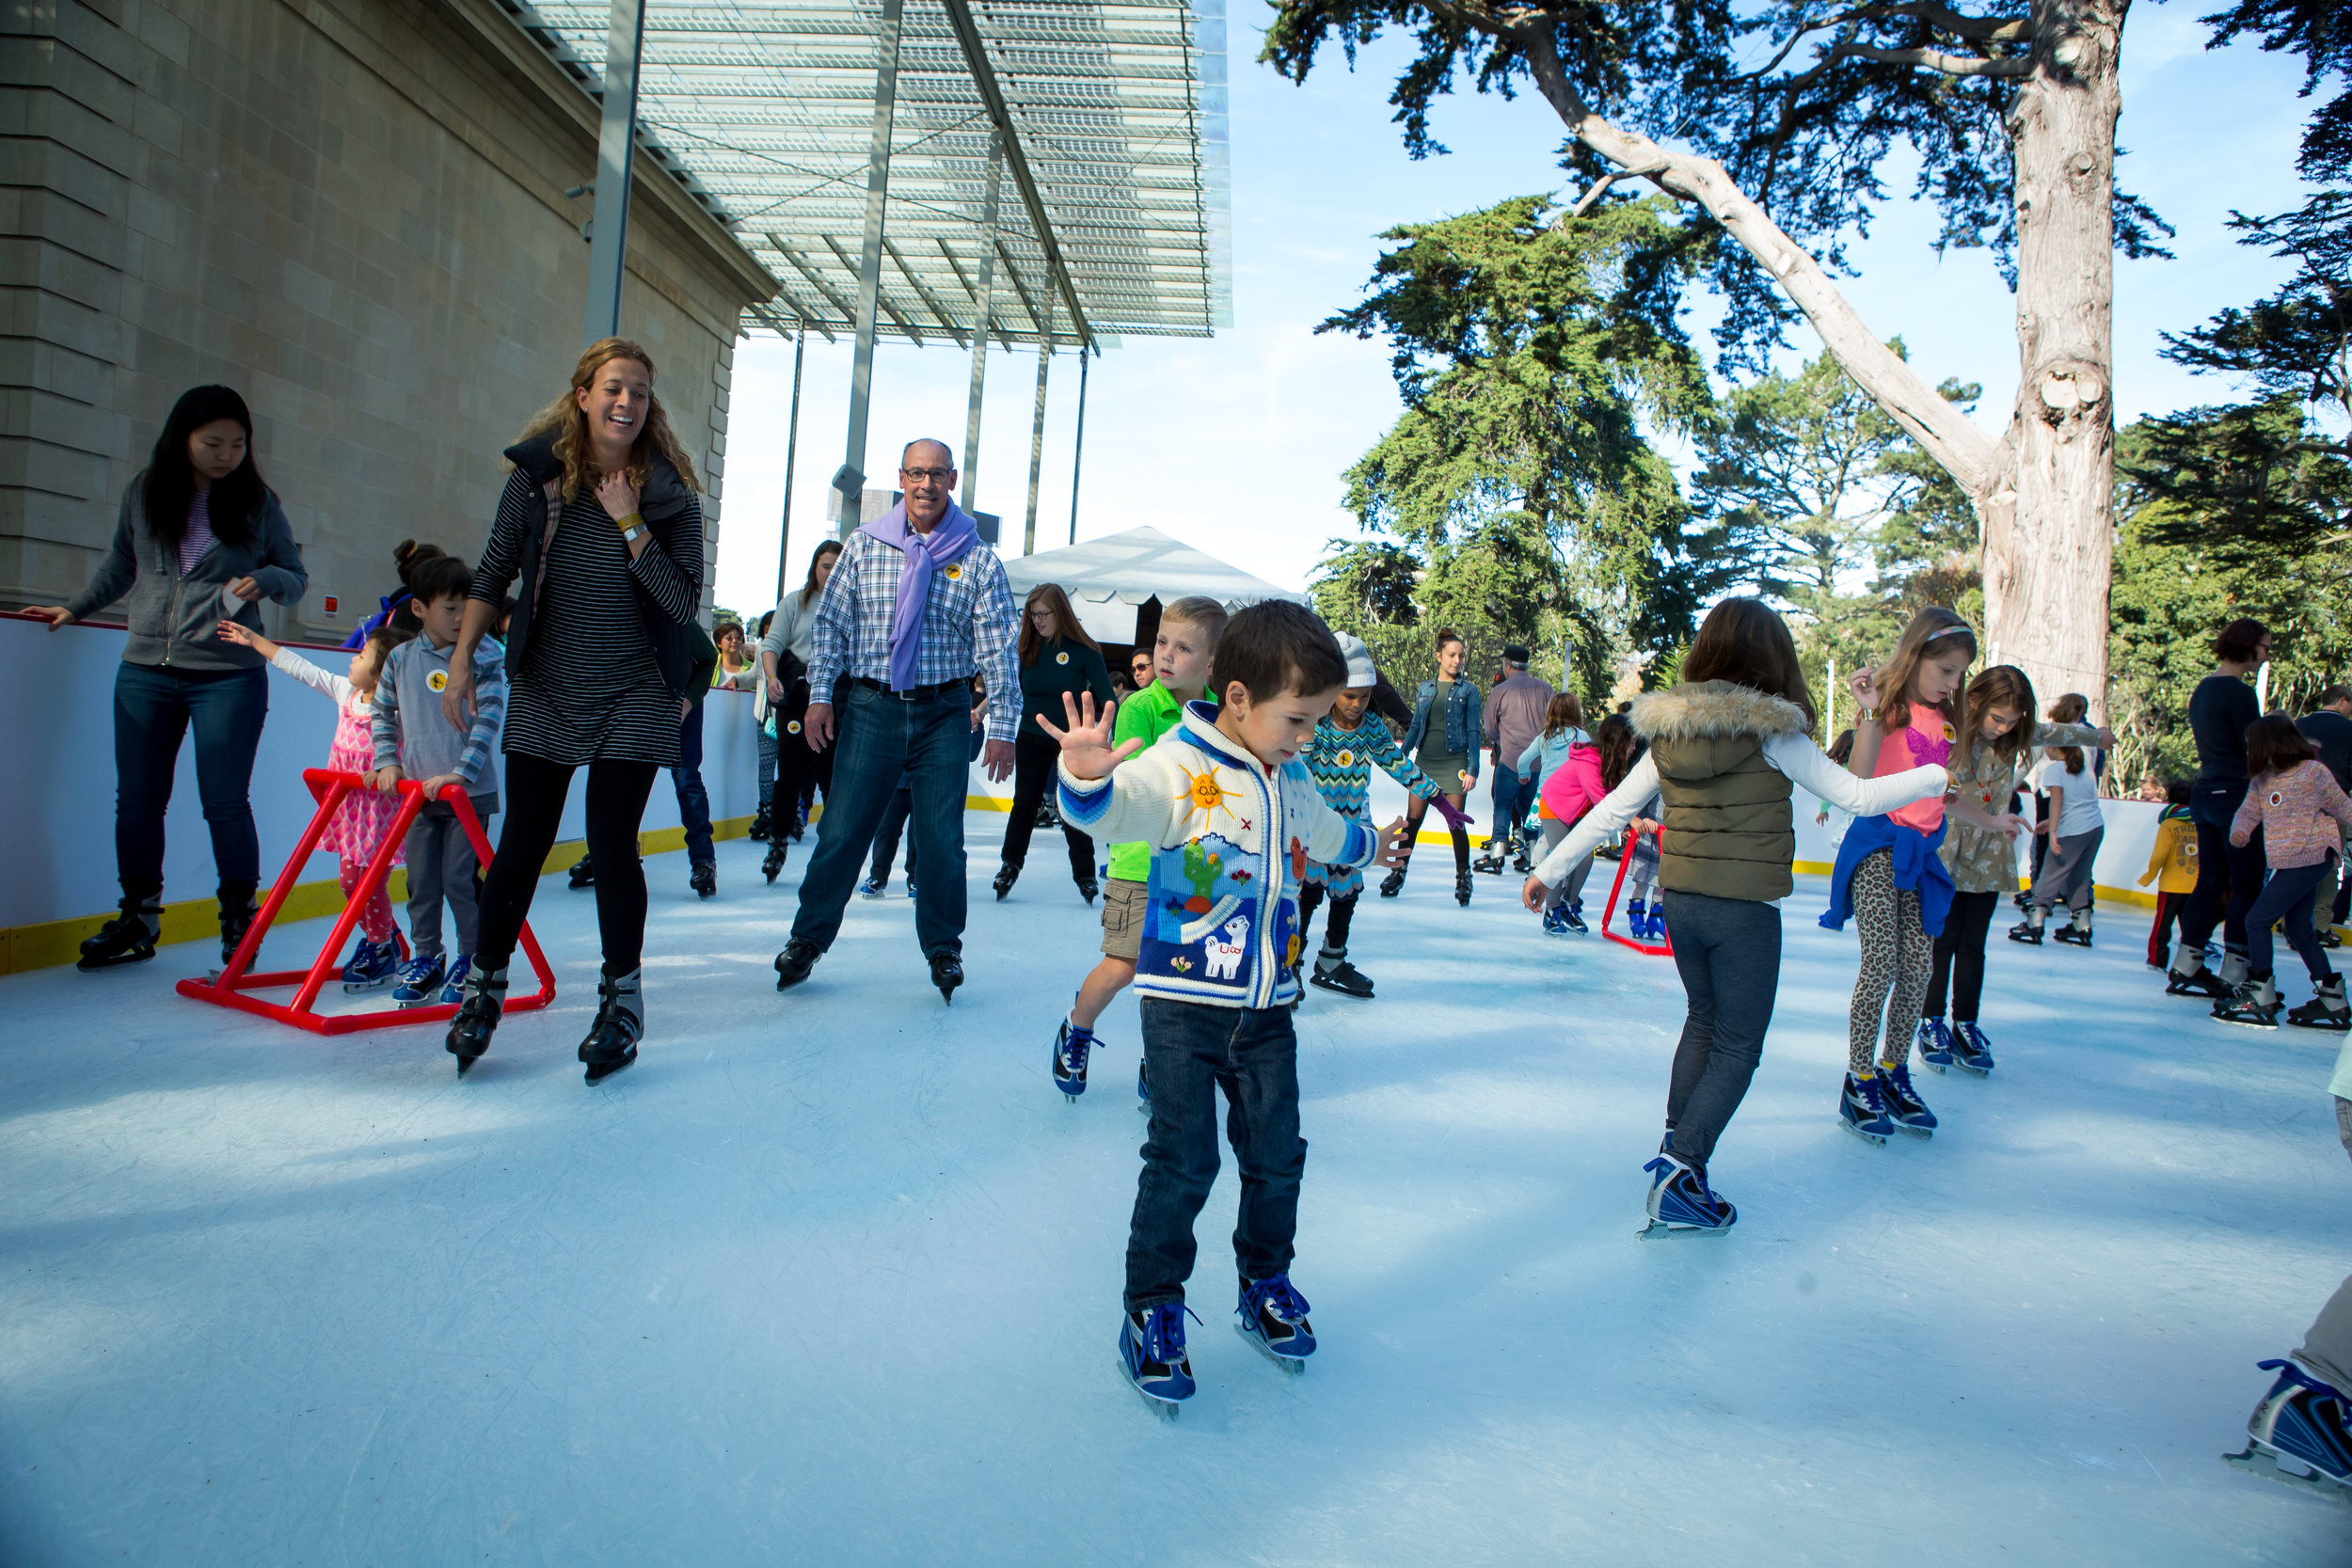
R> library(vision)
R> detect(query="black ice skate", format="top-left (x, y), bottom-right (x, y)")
top-left (690, 860), bottom-right (717, 900)
top-left (2166, 942), bottom-right (2232, 999)
top-left (2288, 974), bottom-right (2352, 1032)
top-left (2054, 911), bottom-right (2092, 947)
top-left (1454, 869), bottom-right (1473, 907)
top-left (773, 938), bottom-right (820, 990)
top-left (579, 968), bottom-right (644, 1084)
top-left (568, 852), bottom-right (596, 890)
top-left (2213, 974), bottom-right (2283, 1029)
top-left (748, 804), bottom-right (771, 843)
top-left (445, 962), bottom-right (509, 1075)
top-left (1310, 954), bottom-right (1375, 999)
top-left (930, 950), bottom-right (963, 1004)
top-left (993, 863), bottom-right (1019, 901)
top-left (762, 838), bottom-right (788, 884)
top-left (2227, 1358), bottom-right (2352, 1497)
top-left (2007, 908), bottom-right (2044, 945)
top-left (77, 893), bottom-right (162, 972)
top-left (215, 884), bottom-right (261, 973)
top-left (1377, 866), bottom-right (1406, 898)
top-left (1471, 849), bottom-right (1507, 876)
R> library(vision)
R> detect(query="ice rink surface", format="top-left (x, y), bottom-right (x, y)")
top-left (5, 819), bottom-right (2351, 1566)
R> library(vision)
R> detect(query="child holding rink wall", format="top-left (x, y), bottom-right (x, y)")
top-left (1044, 601), bottom-right (1410, 1411)
top-left (1052, 596), bottom-right (1228, 1102)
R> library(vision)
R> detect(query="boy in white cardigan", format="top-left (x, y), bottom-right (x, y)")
top-left (1045, 601), bottom-right (1409, 1413)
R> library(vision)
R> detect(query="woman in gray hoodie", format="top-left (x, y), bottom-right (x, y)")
top-left (33, 386), bottom-right (308, 970)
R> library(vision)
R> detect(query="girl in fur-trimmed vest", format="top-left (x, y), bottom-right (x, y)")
top-left (1524, 599), bottom-right (1947, 1233)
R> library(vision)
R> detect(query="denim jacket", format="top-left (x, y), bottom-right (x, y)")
top-left (1058, 702), bottom-right (1377, 1007)
top-left (1402, 677), bottom-right (1482, 778)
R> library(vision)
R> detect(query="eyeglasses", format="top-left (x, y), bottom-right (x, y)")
top-left (900, 467), bottom-right (953, 483)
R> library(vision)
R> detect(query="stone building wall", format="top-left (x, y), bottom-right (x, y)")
top-left (0, 0), bottom-right (772, 638)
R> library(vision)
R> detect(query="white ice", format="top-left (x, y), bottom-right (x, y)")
top-left (4, 820), bottom-right (2350, 1566)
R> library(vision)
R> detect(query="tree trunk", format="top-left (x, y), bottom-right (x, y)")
top-left (1980, 0), bottom-right (2124, 716)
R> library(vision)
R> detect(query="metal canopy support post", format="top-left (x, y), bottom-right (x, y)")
top-left (1023, 295), bottom-right (1054, 555)
top-left (960, 135), bottom-right (1001, 514)
top-left (1067, 347), bottom-right (1089, 546)
top-left (839, 0), bottom-right (904, 536)
top-left (581, 0), bottom-right (647, 345)
top-left (775, 320), bottom-right (806, 604)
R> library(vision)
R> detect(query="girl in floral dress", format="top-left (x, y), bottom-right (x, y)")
top-left (217, 618), bottom-right (412, 988)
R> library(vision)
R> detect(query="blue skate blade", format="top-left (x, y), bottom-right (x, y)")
top-left (2226, 1445), bottom-right (2352, 1500)
top-left (1233, 1320), bottom-right (1310, 1372)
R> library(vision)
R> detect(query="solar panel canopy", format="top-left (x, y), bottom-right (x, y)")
top-left (503, 0), bottom-right (1233, 350)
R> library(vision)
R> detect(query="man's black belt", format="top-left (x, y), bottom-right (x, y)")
top-left (854, 675), bottom-right (963, 700)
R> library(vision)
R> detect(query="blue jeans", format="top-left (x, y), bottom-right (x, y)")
top-left (670, 703), bottom-right (713, 863)
top-left (1488, 762), bottom-right (1533, 845)
top-left (789, 683), bottom-right (970, 958)
top-left (2249, 857), bottom-right (2334, 985)
top-left (113, 660), bottom-right (270, 895)
top-left (1125, 998), bottom-right (1306, 1311)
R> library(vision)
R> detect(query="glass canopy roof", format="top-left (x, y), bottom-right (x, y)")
top-left (501, 0), bottom-right (1232, 349)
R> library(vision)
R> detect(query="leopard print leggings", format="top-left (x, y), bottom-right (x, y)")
top-left (1847, 847), bottom-right (1933, 1075)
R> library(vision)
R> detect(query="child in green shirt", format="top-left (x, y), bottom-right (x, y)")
top-left (1055, 596), bottom-right (1229, 1101)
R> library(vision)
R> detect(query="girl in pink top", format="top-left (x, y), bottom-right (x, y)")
top-left (2215, 716), bottom-right (2352, 1030)
top-left (1822, 607), bottom-right (1980, 1145)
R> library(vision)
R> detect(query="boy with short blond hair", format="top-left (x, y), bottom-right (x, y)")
top-left (1044, 600), bottom-right (1408, 1411)
top-left (1053, 595), bottom-right (1228, 1101)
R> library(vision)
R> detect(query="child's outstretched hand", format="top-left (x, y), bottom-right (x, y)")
top-left (1036, 690), bottom-right (1140, 781)
top-left (214, 619), bottom-right (280, 660)
top-left (1374, 816), bottom-right (1411, 870)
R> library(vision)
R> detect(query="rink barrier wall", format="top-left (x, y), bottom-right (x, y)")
top-left (2, 610), bottom-right (2278, 967)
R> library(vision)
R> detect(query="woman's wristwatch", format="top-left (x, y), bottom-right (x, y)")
top-left (615, 510), bottom-right (647, 546)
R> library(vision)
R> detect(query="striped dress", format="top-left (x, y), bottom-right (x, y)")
top-left (471, 468), bottom-right (704, 768)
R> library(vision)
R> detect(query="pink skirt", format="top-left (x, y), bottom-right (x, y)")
top-left (316, 732), bottom-right (405, 866)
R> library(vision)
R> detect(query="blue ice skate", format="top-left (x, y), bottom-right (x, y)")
top-left (390, 952), bottom-right (446, 1006)
top-left (1880, 1060), bottom-right (1938, 1135)
top-left (1121, 1304), bottom-right (1197, 1414)
top-left (1917, 1016), bottom-right (1958, 1072)
top-left (1840, 1070), bottom-right (1897, 1144)
top-left (2228, 1359), bottom-right (2352, 1497)
top-left (1644, 902), bottom-right (1670, 941)
top-left (1137, 1056), bottom-right (1152, 1111)
top-left (1624, 897), bottom-right (1648, 936)
top-left (1235, 1274), bottom-right (1316, 1370)
top-left (1054, 1019), bottom-right (1094, 1101)
top-left (1950, 1022), bottom-right (1996, 1075)
top-left (437, 955), bottom-right (472, 1007)
top-left (342, 937), bottom-right (401, 994)
top-left (1641, 1153), bottom-right (1736, 1237)
top-left (1542, 905), bottom-right (1574, 937)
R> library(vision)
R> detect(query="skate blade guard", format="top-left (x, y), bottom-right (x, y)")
top-left (178, 772), bottom-right (556, 1037)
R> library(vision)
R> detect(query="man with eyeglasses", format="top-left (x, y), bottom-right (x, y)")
top-left (772, 439), bottom-right (1019, 1002)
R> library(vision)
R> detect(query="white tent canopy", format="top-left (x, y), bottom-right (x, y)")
top-left (999, 526), bottom-right (1306, 644)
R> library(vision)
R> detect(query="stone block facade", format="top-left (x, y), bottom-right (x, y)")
top-left (0, 0), bottom-right (772, 637)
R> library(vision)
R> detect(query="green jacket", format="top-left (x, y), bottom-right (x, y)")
top-left (1105, 681), bottom-right (1213, 881)
top-left (1633, 680), bottom-right (1806, 902)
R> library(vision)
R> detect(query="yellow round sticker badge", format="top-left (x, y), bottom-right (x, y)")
top-left (1056, 651), bottom-right (1069, 665)
top-left (1941, 721), bottom-right (1957, 743)
top-left (787, 721), bottom-right (803, 735)
top-left (1336, 751), bottom-right (1355, 768)
top-left (945, 563), bottom-right (961, 580)
top-left (426, 669), bottom-right (449, 693)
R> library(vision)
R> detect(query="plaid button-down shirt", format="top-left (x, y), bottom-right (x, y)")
top-left (806, 523), bottom-right (1022, 744)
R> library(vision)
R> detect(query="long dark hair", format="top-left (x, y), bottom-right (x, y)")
top-left (1958, 665), bottom-right (2039, 768)
top-left (1679, 596), bottom-right (1819, 731)
top-left (797, 539), bottom-right (843, 609)
top-left (2246, 714), bottom-right (2318, 781)
top-left (143, 386), bottom-right (268, 547)
top-left (1018, 582), bottom-right (1102, 664)
top-left (1595, 712), bottom-right (1643, 790)
top-left (2046, 692), bottom-right (2090, 774)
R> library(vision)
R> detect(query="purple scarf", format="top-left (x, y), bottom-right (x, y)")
top-left (861, 499), bottom-right (979, 690)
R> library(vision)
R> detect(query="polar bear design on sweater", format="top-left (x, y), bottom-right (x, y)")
top-left (1203, 913), bottom-right (1250, 980)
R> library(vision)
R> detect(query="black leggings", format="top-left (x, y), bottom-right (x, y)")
top-left (1295, 881), bottom-right (1359, 954)
top-left (1401, 795), bottom-right (1470, 876)
top-left (2181, 816), bottom-right (2267, 957)
top-left (1000, 730), bottom-right (1095, 880)
top-left (476, 752), bottom-right (659, 976)
top-left (775, 676), bottom-right (837, 825)
top-left (1925, 888), bottom-right (2000, 1023)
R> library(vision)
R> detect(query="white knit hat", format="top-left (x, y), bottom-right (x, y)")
top-left (1333, 631), bottom-right (1377, 690)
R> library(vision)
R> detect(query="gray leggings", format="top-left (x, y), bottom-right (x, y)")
top-left (2029, 826), bottom-right (2104, 913)
top-left (1661, 890), bottom-right (1782, 1172)
top-left (1537, 819), bottom-right (1595, 911)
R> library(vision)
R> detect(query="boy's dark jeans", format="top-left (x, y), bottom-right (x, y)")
top-left (1125, 998), bottom-right (1307, 1312)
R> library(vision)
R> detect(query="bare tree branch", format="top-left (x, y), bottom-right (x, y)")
top-left (1826, 41), bottom-right (2030, 76)
top-left (1743, 2), bottom-right (2033, 80)
top-left (1456, 7), bottom-right (2003, 493)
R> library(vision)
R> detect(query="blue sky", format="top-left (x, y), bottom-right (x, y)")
top-left (708, 6), bottom-right (2322, 615)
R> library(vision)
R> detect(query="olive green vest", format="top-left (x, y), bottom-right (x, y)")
top-left (1647, 732), bottom-right (1796, 901)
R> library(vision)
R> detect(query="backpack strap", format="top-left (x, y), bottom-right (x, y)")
top-left (532, 476), bottom-right (563, 608)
